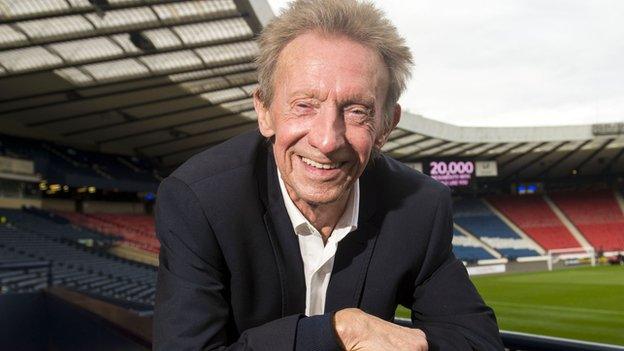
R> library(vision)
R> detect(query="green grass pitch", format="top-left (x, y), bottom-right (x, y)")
top-left (395, 265), bottom-right (624, 345)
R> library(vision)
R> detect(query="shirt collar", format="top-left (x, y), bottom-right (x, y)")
top-left (277, 168), bottom-right (359, 238)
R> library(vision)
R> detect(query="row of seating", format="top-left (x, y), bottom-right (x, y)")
top-left (0, 244), bottom-right (50, 294)
top-left (57, 211), bottom-right (159, 253)
top-left (452, 229), bottom-right (495, 261)
top-left (0, 208), bottom-right (113, 244)
top-left (486, 194), bottom-right (581, 250)
top-left (0, 211), bottom-right (156, 311)
top-left (52, 193), bottom-right (621, 262)
top-left (452, 190), bottom-right (624, 259)
top-left (91, 213), bottom-right (156, 237)
top-left (549, 190), bottom-right (624, 251)
top-left (0, 133), bottom-right (160, 192)
top-left (453, 198), bottom-right (541, 258)
top-left (2, 189), bottom-right (620, 285)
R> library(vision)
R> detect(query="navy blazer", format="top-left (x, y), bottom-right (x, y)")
top-left (153, 130), bottom-right (503, 350)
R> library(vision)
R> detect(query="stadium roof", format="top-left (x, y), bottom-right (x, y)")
top-left (385, 114), bottom-right (624, 181)
top-left (0, 0), bottom-right (273, 167)
top-left (0, 0), bottom-right (622, 181)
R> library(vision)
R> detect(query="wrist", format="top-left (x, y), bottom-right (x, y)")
top-left (333, 308), bottom-right (363, 349)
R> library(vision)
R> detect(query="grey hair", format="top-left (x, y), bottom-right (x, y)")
top-left (255, 0), bottom-right (413, 134)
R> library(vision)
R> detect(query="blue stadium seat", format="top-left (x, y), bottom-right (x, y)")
top-left (453, 198), bottom-right (540, 257)
top-left (452, 229), bottom-right (496, 261)
top-left (0, 216), bottom-right (157, 310)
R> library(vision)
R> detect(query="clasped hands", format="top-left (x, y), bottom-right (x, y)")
top-left (333, 308), bottom-right (428, 351)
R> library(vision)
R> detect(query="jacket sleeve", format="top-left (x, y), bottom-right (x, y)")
top-left (408, 188), bottom-right (504, 351)
top-left (153, 176), bottom-right (339, 351)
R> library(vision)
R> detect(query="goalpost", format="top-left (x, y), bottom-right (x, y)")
top-left (547, 247), bottom-right (596, 271)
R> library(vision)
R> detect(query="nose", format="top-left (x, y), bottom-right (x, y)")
top-left (307, 106), bottom-right (346, 155)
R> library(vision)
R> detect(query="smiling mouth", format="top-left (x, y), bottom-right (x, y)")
top-left (299, 156), bottom-right (343, 170)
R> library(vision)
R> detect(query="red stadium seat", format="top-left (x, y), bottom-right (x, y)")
top-left (549, 190), bottom-right (624, 251)
top-left (487, 194), bottom-right (581, 250)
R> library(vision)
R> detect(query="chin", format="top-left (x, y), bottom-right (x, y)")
top-left (296, 185), bottom-right (349, 206)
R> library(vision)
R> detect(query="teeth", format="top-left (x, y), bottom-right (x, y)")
top-left (300, 156), bottom-right (341, 170)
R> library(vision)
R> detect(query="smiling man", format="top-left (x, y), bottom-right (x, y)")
top-left (153, 0), bottom-right (503, 350)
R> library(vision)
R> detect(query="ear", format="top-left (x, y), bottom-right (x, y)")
top-left (254, 89), bottom-right (275, 138)
top-left (375, 104), bottom-right (401, 148)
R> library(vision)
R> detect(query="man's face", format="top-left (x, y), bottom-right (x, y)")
top-left (255, 31), bottom-right (398, 205)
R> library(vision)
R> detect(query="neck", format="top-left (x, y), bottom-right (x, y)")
top-left (285, 186), bottom-right (351, 242)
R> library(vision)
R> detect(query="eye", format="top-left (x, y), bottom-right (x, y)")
top-left (296, 102), bottom-right (311, 109)
top-left (292, 100), bottom-right (316, 115)
top-left (345, 106), bottom-right (373, 123)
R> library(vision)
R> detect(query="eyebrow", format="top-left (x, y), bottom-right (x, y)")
top-left (339, 94), bottom-right (375, 108)
top-left (289, 90), bottom-right (376, 107)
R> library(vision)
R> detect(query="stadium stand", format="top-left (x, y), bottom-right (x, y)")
top-left (549, 190), bottom-right (624, 251)
top-left (0, 133), bottom-right (159, 192)
top-left (0, 207), bottom-right (112, 244)
top-left (0, 238), bottom-right (50, 294)
top-left (487, 194), bottom-right (582, 250)
top-left (452, 228), bottom-right (497, 261)
top-left (0, 217), bottom-right (156, 310)
top-left (57, 211), bottom-right (159, 253)
top-left (49, 144), bottom-right (160, 184)
top-left (453, 198), bottom-right (541, 258)
top-left (92, 213), bottom-right (156, 237)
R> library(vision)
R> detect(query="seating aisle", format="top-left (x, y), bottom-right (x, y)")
top-left (453, 198), bottom-right (541, 258)
top-left (487, 194), bottom-right (581, 250)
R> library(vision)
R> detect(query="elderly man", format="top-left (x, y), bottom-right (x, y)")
top-left (153, 0), bottom-right (503, 350)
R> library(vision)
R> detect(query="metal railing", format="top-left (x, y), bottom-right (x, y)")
top-left (394, 318), bottom-right (624, 351)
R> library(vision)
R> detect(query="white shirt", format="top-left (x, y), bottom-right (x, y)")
top-left (277, 171), bottom-right (360, 316)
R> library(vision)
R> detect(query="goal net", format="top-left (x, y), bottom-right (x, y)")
top-left (547, 247), bottom-right (596, 271)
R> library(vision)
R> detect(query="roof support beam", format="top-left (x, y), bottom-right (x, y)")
top-left (602, 145), bottom-right (624, 174)
top-left (497, 142), bottom-right (545, 168)
top-left (383, 136), bottom-right (430, 154)
top-left (398, 140), bottom-right (448, 161)
top-left (574, 139), bottom-right (613, 174)
top-left (142, 120), bottom-right (257, 156)
top-left (413, 142), bottom-right (468, 159)
top-left (20, 72), bottom-right (256, 128)
top-left (442, 142), bottom-right (485, 157)
top-left (63, 95), bottom-right (253, 137)
top-left (535, 140), bottom-right (591, 178)
top-left (98, 108), bottom-right (255, 146)
top-left (387, 130), bottom-right (411, 143)
top-left (468, 143), bottom-right (505, 158)
top-left (492, 143), bottom-right (527, 160)
top-left (502, 142), bottom-right (568, 181)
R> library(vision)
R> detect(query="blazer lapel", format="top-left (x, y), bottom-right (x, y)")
top-left (325, 166), bottom-right (380, 312)
top-left (325, 221), bottom-right (378, 312)
top-left (257, 147), bottom-right (306, 317)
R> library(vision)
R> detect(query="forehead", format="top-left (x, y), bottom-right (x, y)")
top-left (274, 31), bottom-right (390, 101)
